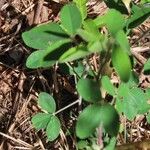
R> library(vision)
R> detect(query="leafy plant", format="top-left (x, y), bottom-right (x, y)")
top-left (22, 0), bottom-right (150, 149)
top-left (31, 92), bottom-right (60, 141)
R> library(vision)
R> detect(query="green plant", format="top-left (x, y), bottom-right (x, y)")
top-left (22, 0), bottom-right (150, 149)
top-left (31, 92), bottom-right (60, 141)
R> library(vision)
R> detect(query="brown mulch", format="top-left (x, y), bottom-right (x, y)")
top-left (0, 0), bottom-right (150, 149)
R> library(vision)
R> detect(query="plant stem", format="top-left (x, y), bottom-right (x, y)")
top-left (54, 99), bottom-right (80, 115)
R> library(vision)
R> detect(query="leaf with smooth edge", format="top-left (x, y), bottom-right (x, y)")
top-left (115, 30), bottom-right (130, 54)
top-left (111, 45), bottom-right (131, 82)
top-left (126, 4), bottom-right (150, 29)
top-left (77, 19), bottom-right (101, 42)
top-left (141, 0), bottom-right (150, 4)
top-left (46, 116), bottom-right (61, 141)
top-left (104, 9), bottom-right (125, 36)
top-left (38, 92), bottom-right (56, 113)
top-left (144, 58), bottom-right (150, 74)
top-left (94, 15), bottom-right (107, 27)
top-left (73, 0), bottom-right (88, 20)
top-left (83, 19), bottom-right (100, 39)
top-left (26, 39), bottom-right (71, 69)
top-left (99, 104), bottom-right (119, 136)
top-left (76, 104), bottom-right (119, 138)
top-left (77, 78), bottom-right (101, 102)
top-left (77, 140), bottom-right (88, 149)
top-left (77, 29), bottom-right (97, 42)
top-left (146, 113), bottom-right (150, 124)
top-left (104, 137), bottom-right (116, 150)
top-left (87, 40), bottom-right (104, 52)
top-left (60, 3), bottom-right (82, 35)
top-left (59, 45), bottom-right (90, 63)
top-left (31, 113), bottom-right (51, 130)
top-left (22, 23), bottom-right (69, 49)
top-left (145, 88), bottom-right (150, 99)
top-left (101, 76), bottom-right (116, 96)
top-left (76, 104), bottom-right (102, 139)
top-left (103, 0), bottom-right (128, 14)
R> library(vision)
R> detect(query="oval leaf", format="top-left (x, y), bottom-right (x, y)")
top-left (111, 45), bottom-right (131, 82)
top-left (105, 9), bottom-right (125, 36)
top-left (60, 3), bottom-right (82, 35)
top-left (76, 104), bottom-right (119, 139)
top-left (26, 50), bottom-right (55, 68)
top-left (73, 0), bottom-right (88, 20)
top-left (101, 75), bottom-right (116, 96)
top-left (99, 104), bottom-right (119, 136)
top-left (31, 113), bottom-right (51, 130)
top-left (76, 104), bottom-right (102, 139)
top-left (115, 30), bottom-right (130, 54)
top-left (77, 78), bottom-right (101, 102)
top-left (46, 116), bottom-right (61, 141)
top-left (38, 92), bottom-right (56, 113)
top-left (26, 39), bottom-right (71, 69)
top-left (22, 23), bottom-right (69, 49)
top-left (126, 4), bottom-right (150, 29)
top-left (59, 45), bottom-right (90, 63)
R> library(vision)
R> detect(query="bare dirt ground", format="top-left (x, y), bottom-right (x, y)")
top-left (0, 0), bottom-right (150, 149)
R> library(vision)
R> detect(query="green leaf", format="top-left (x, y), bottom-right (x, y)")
top-left (26, 39), bottom-right (71, 69)
top-left (77, 19), bottom-right (102, 42)
top-left (59, 45), bottom-right (90, 63)
top-left (127, 71), bottom-right (139, 87)
top-left (94, 10), bottom-right (125, 36)
top-left (101, 76), bottom-right (116, 96)
top-left (117, 84), bottom-right (150, 120)
top-left (99, 104), bottom-right (119, 136)
top-left (77, 140), bottom-right (89, 149)
top-left (146, 113), bottom-right (150, 124)
top-left (46, 116), bottom-right (61, 141)
top-left (126, 4), bottom-right (150, 29)
top-left (87, 40), bottom-right (104, 53)
top-left (115, 30), bottom-right (130, 54)
top-left (22, 23), bottom-right (69, 49)
top-left (94, 15), bottom-right (107, 27)
top-left (111, 45), bottom-right (131, 82)
top-left (144, 58), bottom-right (150, 74)
top-left (145, 88), bottom-right (150, 99)
top-left (31, 113), bottom-right (51, 130)
top-left (76, 104), bottom-right (102, 139)
top-left (140, 0), bottom-right (150, 4)
top-left (83, 19), bottom-right (101, 40)
top-left (116, 83), bottom-right (129, 114)
top-left (104, 137), bottom-right (116, 150)
top-left (77, 78), bottom-right (101, 102)
top-left (60, 3), bottom-right (82, 36)
top-left (76, 104), bottom-right (119, 139)
top-left (131, 88), bottom-right (150, 114)
top-left (104, 9), bottom-right (125, 36)
top-left (73, 0), bottom-right (88, 20)
top-left (103, 0), bottom-right (128, 14)
top-left (38, 92), bottom-right (56, 113)
top-left (26, 50), bottom-right (52, 68)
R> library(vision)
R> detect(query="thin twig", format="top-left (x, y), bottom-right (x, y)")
top-left (0, 132), bottom-right (33, 148)
top-left (54, 99), bottom-right (80, 115)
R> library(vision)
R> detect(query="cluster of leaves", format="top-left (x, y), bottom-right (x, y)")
top-left (32, 92), bottom-right (60, 141)
top-left (22, 0), bottom-right (150, 149)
